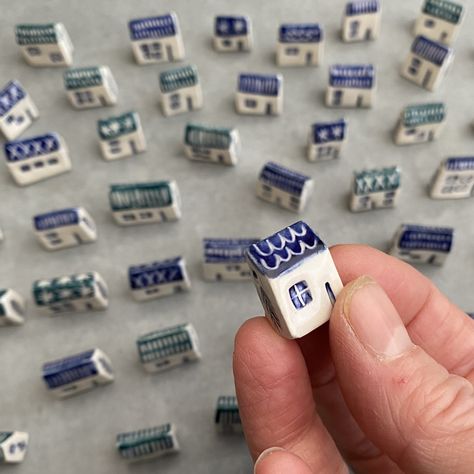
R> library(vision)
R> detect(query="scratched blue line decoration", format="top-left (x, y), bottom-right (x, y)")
top-left (238, 74), bottom-right (281, 96)
top-left (129, 257), bottom-right (185, 290)
top-left (279, 24), bottom-right (323, 43)
top-left (259, 162), bottom-right (311, 196)
top-left (128, 14), bottom-right (178, 41)
top-left (444, 157), bottom-right (474, 171)
top-left (0, 80), bottom-right (26, 117)
top-left (204, 238), bottom-right (260, 263)
top-left (398, 224), bottom-right (454, 252)
top-left (411, 36), bottom-right (451, 66)
top-left (33, 208), bottom-right (80, 231)
top-left (346, 0), bottom-right (380, 16)
top-left (329, 65), bottom-right (375, 89)
top-left (4, 133), bottom-right (60, 162)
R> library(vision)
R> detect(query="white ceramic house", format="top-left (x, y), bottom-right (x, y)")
top-left (159, 64), bottom-right (202, 116)
top-left (4, 132), bottom-right (71, 186)
top-left (276, 23), bottom-right (324, 67)
top-left (33, 207), bottom-right (97, 251)
top-left (109, 181), bottom-right (181, 226)
top-left (213, 15), bottom-right (252, 52)
top-left (389, 224), bottom-right (454, 266)
top-left (0, 80), bottom-right (39, 140)
top-left (128, 13), bottom-right (185, 65)
top-left (394, 102), bottom-right (447, 145)
top-left (414, 0), bottom-right (465, 46)
top-left (430, 157), bottom-right (474, 199)
top-left (42, 348), bottom-right (114, 398)
top-left (350, 166), bottom-right (402, 212)
top-left (215, 396), bottom-right (242, 434)
top-left (342, 0), bottom-right (381, 42)
top-left (257, 161), bottom-right (313, 212)
top-left (64, 66), bottom-right (118, 109)
top-left (401, 36), bottom-right (453, 91)
top-left (98, 111), bottom-right (146, 160)
top-left (236, 73), bottom-right (283, 115)
top-left (0, 432), bottom-right (29, 464)
top-left (15, 23), bottom-right (74, 67)
top-left (307, 119), bottom-right (347, 161)
top-left (0, 289), bottom-right (26, 326)
top-left (326, 64), bottom-right (376, 108)
top-left (245, 221), bottom-right (343, 339)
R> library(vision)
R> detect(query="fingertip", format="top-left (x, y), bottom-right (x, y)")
top-left (254, 448), bottom-right (313, 474)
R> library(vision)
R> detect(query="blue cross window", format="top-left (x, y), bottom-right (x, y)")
top-left (289, 281), bottom-right (312, 310)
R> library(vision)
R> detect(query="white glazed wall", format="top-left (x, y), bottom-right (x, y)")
top-left (350, 188), bottom-right (401, 212)
top-left (0, 97), bottom-right (39, 140)
top-left (100, 129), bottom-right (147, 161)
top-left (131, 36), bottom-right (185, 65)
top-left (0, 432), bottom-right (29, 463)
top-left (394, 120), bottom-right (445, 145)
top-left (414, 13), bottom-right (460, 45)
top-left (401, 52), bottom-right (451, 91)
top-left (256, 180), bottom-right (312, 213)
top-left (161, 84), bottom-right (203, 117)
top-left (430, 167), bottom-right (474, 199)
top-left (235, 92), bottom-right (283, 115)
top-left (213, 35), bottom-right (252, 52)
top-left (0, 289), bottom-right (26, 326)
top-left (20, 41), bottom-right (73, 67)
top-left (202, 262), bottom-right (252, 281)
top-left (342, 13), bottom-right (381, 42)
top-left (326, 86), bottom-right (374, 108)
top-left (276, 42), bottom-right (323, 67)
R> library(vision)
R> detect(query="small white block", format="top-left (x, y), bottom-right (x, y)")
top-left (215, 396), bottom-right (242, 434)
top-left (213, 16), bottom-right (253, 52)
top-left (341, 1), bottom-right (381, 42)
top-left (235, 73), bottom-right (283, 115)
top-left (307, 119), bottom-right (347, 161)
top-left (430, 157), bottom-right (474, 199)
top-left (0, 431), bottom-right (29, 463)
top-left (0, 289), bottom-right (26, 326)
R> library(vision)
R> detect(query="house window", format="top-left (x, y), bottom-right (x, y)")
top-left (170, 93), bottom-right (181, 109)
top-left (285, 47), bottom-right (299, 55)
top-left (333, 90), bottom-right (343, 106)
top-left (350, 20), bottom-right (360, 38)
top-left (317, 146), bottom-right (333, 158)
top-left (408, 57), bottom-right (421, 76)
top-left (424, 19), bottom-right (435, 28)
top-left (50, 52), bottom-right (63, 62)
top-left (75, 90), bottom-right (94, 104)
top-left (222, 39), bottom-right (232, 47)
top-left (140, 42), bottom-right (162, 60)
top-left (289, 281), bottom-right (313, 310)
top-left (26, 46), bottom-right (41, 56)
top-left (245, 99), bottom-right (257, 108)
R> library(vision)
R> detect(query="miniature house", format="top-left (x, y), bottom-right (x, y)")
top-left (0, 80), bottom-right (39, 140)
top-left (342, 0), bottom-right (381, 42)
top-left (394, 102), bottom-right (446, 145)
top-left (33, 272), bottom-right (109, 315)
top-left (326, 64), bottom-right (376, 108)
top-left (276, 23), bottom-right (324, 67)
top-left (0, 432), bottom-right (29, 464)
top-left (215, 396), bottom-right (242, 434)
top-left (128, 256), bottom-right (191, 302)
top-left (109, 180), bottom-right (181, 226)
top-left (213, 15), bottom-right (252, 52)
top-left (128, 13), bottom-right (185, 65)
top-left (389, 224), bottom-right (454, 266)
top-left (202, 238), bottom-right (259, 281)
top-left (307, 119), bottom-right (347, 161)
top-left (236, 73), bottom-right (283, 115)
top-left (98, 111), bottom-right (146, 160)
top-left (350, 166), bottom-right (401, 212)
top-left (4, 132), bottom-right (71, 186)
top-left (257, 161), bottom-right (313, 212)
top-left (401, 36), bottom-right (453, 91)
top-left (15, 23), bottom-right (74, 67)
top-left (42, 348), bottom-right (114, 398)
top-left (245, 221), bottom-right (343, 339)
top-left (136, 323), bottom-right (201, 373)
top-left (0, 289), bottom-right (25, 326)
top-left (184, 123), bottom-right (240, 165)
top-left (64, 66), bottom-right (118, 108)
top-left (414, 0), bottom-right (465, 46)
top-left (33, 207), bottom-right (97, 251)
top-left (430, 157), bottom-right (474, 199)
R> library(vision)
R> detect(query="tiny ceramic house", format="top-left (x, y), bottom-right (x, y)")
top-left (136, 323), bottom-right (201, 374)
top-left (128, 13), bottom-right (185, 65)
top-left (117, 424), bottom-right (179, 462)
top-left (184, 123), bottom-right (240, 166)
top-left (277, 23), bottom-right (324, 67)
top-left (159, 65), bottom-right (203, 116)
top-left (0, 80), bottom-right (39, 140)
top-left (415, 0), bottom-right (465, 45)
top-left (245, 221), bottom-right (343, 339)
top-left (128, 256), bottom-right (191, 302)
top-left (215, 396), bottom-right (242, 434)
top-left (98, 111), bottom-right (146, 160)
top-left (42, 348), bottom-right (114, 398)
top-left (64, 66), bottom-right (118, 108)
top-left (389, 224), bottom-right (454, 266)
top-left (4, 132), bottom-right (71, 186)
top-left (401, 36), bottom-right (453, 91)
top-left (342, 0), bottom-right (381, 42)
top-left (307, 119), bottom-right (347, 161)
top-left (394, 102), bottom-right (446, 145)
top-left (236, 73), bottom-right (283, 115)
top-left (109, 181), bottom-right (181, 226)
top-left (257, 161), bottom-right (313, 213)
top-left (430, 157), bottom-right (474, 199)
top-left (0, 432), bottom-right (29, 464)
top-left (350, 166), bottom-right (401, 212)
top-left (214, 16), bottom-right (252, 52)
top-left (0, 289), bottom-right (26, 326)
top-left (15, 23), bottom-right (73, 67)
top-left (33, 207), bottom-right (97, 251)
top-left (326, 64), bottom-right (376, 108)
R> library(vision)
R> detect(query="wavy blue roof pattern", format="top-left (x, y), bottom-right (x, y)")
top-left (279, 24), bottom-right (323, 43)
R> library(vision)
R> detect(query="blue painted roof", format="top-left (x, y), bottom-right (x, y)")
top-left (279, 24), bottom-right (323, 43)
top-left (398, 224), bottom-right (453, 252)
top-left (238, 74), bottom-right (282, 96)
top-left (129, 257), bottom-right (185, 289)
top-left (353, 166), bottom-right (401, 195)
top-left (259, 161), bottom-right (311, 196)
top-left (346, 0), bottom-right (380, 16)
top-left (311, 119), bottom-right (347, 144)
top-left (34, 208), bottom-right (80, 231)
top-left (246, 221), bottom-right (327, 279)
top-left (215, 16), bottom-right (249, 37)
top-left (0, 80), bottom-right (26, 117)
top-left (468, 312), bottom-right (474, 319)
top-left (204, 238), bottom-right (260, 263)
top-left (4, 133), bottom-right (60, 162)
top-left (444, 157), bottom-right (474, 171)
top-left (329, 65), bottom-right (375, 89)
top-left (129, 13), bottom-right (178, 41)
top-left (411, 36), bottom-right (451, 66)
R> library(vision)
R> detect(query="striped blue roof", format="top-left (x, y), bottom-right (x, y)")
top-left (34, 208), bottom-right (80, 231)
top-left (204, 238), bottom-right (260, 263)
top-left (444, 157), bottom-right (474, 171)
top-left (259, 162), bottom-right (311, 196)
top-left (246, 221), bottom-right (327, 279)
top-left (353, 166), bottom-right (401, 195)
top-left (215, 16), bottom-right (249, 37)
top-left (398, 224), bottom-right (453, 252)
top-left (329, 65), bottom-right (375, 89)
top-left (279, 24), bottom-right (323, 43)
top-left (238, 74), bottom-right (282, 96)
top-left (411, 36), bottom-right (451, 66)
top-left (346, 0), bottom-right (380, 16)
top-left (0, 80), bottom-right (26, 117)
top-left (128, 14), bottom-right (178, 41)
top-left (129, 257), bottom-right (184, 289)
top-left (468, 313), bottom-right (474, 319)
top-left (311, 119), bottom-right (347, 144)
top-left (4, 133), bottom-right (60, 162)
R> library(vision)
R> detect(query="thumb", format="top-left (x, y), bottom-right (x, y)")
top-left (330, 276), bottom-right (474, 474)
top-left (254, 448), bottom-right (314, 474)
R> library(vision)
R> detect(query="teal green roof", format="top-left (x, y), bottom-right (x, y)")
top-left (116, 424), bottom-right (172, 450)
top-left (402, 103), bottom-right (446, 127)
top-left (98, 112), bottom-right (138, 140)
top-left (184, 123), bottom-right (232, 149)
top-left (160, 65), bottom-right (199, 93)
top-left (33, 273), bottom-right (95, 306)
top-left (64, 67), bottom-right (103, 90)
top-left (423, 0), bottom-right (464, 24)
top-left (0, 432), bottom-right (13, 444)
top-left (109, 181), bottom-right (173, 211)
top-left (16, 23), bottom-right (58, 45)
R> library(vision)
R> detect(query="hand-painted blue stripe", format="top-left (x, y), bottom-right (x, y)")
top-left (329, 65), bottom-right (375, 89)
top-left (204, 238), bottom-right (260, 263)
top-left (259, 161), bottom-right (310, 196)
top-left (411, 36), bottom-right (451, 66)
top-left (398, 225), bottom-right (453, 252)
top-left (129, 14), bottom-right (177, 41)
top-left (238, 74), bottom-right (281, 96)
top-left (279, 24), bottom-right (323, 43)
top-left (33, 208), bottom-right (80, 231)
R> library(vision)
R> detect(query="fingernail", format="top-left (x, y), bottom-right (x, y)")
top-left (343, 276), bottom-right (413, 358)
top-left (254, 447), bottom-right (286, 473)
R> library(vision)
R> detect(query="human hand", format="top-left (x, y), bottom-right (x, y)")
top-left (233, 245), bottom-right (474, 474)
